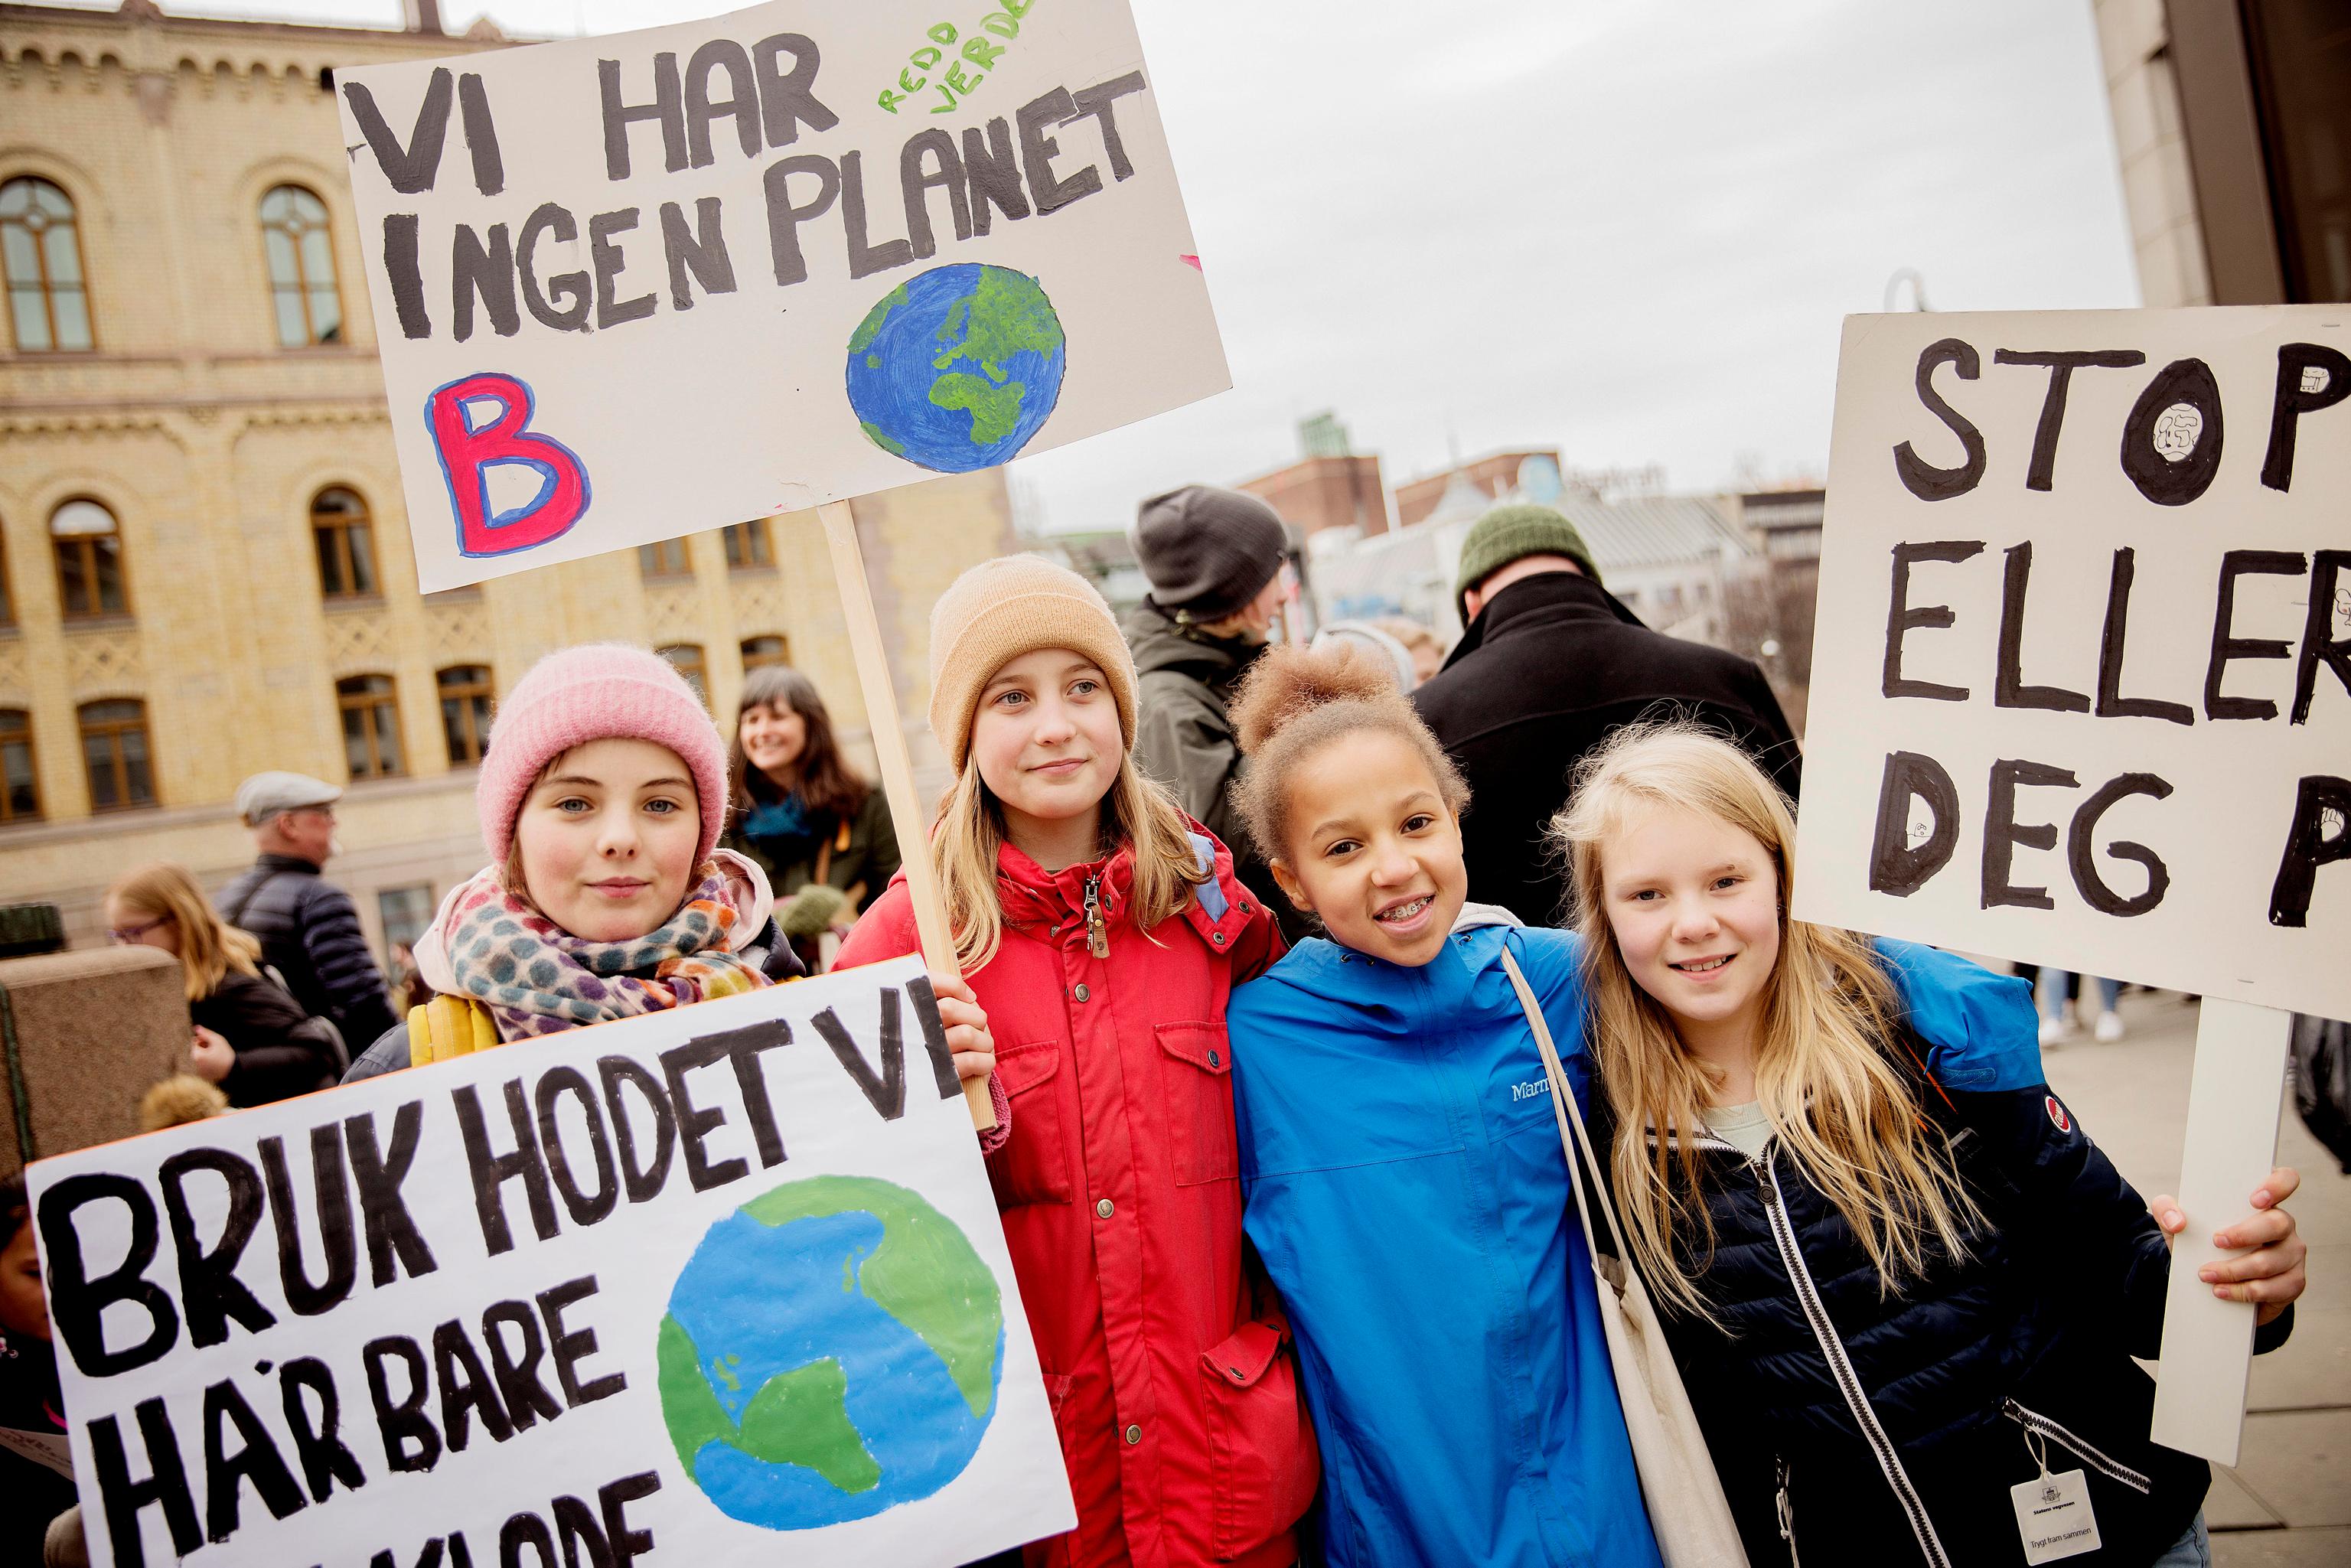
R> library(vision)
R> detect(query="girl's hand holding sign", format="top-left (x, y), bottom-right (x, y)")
top-left (2152, 1167), bottom-right (2308, 1322)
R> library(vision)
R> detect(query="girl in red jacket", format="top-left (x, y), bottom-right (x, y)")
top-left (836, 556), bottom-right (1318, 1568)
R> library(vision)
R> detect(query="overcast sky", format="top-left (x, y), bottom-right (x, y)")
top-left (81, 0), bottom-right (2141, 532)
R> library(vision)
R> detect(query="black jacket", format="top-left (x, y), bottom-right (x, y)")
top-left (1630, 1045), bottom-right (2290, 1567)
top-left (218, 854), bottom-right (399, 1049)
top-left (1413, 572), bottom-right (1802, 925)
top-left (191, 970), bottom-right (341, 1107)
top-left (1124, 601), bottom-right (1308, 942)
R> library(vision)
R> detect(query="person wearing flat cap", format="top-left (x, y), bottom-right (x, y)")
top-left (216, 771), bottom-right (399, 1051)
top-left (1123, 484), bottom-right (1307, 938)
top-left (1413, 503), bottom-right (1802, 927)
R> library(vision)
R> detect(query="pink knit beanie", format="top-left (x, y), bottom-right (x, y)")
top-left (477, 644), bottom-right (729, 866)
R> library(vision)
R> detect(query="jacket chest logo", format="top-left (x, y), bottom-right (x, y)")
top-left (1509, 1076), bottom-right (1552, 1103)
top-left (2045, 1094), bottom-right (2072, 1133)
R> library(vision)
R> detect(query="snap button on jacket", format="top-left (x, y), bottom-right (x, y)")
top-left (836, 828), bottom-right (1316, 1567)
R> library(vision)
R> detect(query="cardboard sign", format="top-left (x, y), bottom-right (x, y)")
top-left (1795, 308), bottom-right (2349, 1022)
top-left (334, 0), bottom-right (1225, 592)
top-left (27, 957), bottom-right (1074, 1567)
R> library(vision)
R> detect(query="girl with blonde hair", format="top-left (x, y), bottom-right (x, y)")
top-left (836, 556), bottom-right (1316, 1568)
top-left (1555, 723), bottom-right (2307, 1567)
top-left (105, 862), bottom-right (339, 1106)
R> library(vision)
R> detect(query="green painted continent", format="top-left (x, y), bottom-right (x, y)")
top-left (929, 373), bottom-right (1028, 447)
top-left (846, 283), bottom-right (909, 354)
top-left (742, 1176), bottom-right (1003, 1418)
top-left (735, 1359), bottom-right (882, 1494)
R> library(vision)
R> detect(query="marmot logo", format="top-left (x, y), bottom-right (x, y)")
top-left (2046, 1095), bottom-right (2072, 1133)
top-left (1511, 1077), bottom-right (1552, 1103)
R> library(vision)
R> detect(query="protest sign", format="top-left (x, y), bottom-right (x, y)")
top-left (334, 0), bottom-right (1224, 592)
top-left (1795, 305), bottom-right (2349, 1464)
top-left (26, 956), bottom-right (1074, 1568)
top-left (1796, 307), bottom-right (2349, 1020)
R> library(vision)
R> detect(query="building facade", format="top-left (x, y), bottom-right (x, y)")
top-left (0, 2), bottom-right (1013, 954)
top-left (2094, 0), bottom-right (2351, 306)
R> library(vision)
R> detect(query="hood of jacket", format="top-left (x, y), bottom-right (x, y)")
top-left (1123, 598), bottom-right (1263, 693)
top-left (412, 848), bottom-right (774, 995)
top-left (1240, 903), bottom-right (1537, 1055)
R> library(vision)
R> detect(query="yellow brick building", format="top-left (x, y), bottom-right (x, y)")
top-left (0, 1), bottom-right (1013, 954)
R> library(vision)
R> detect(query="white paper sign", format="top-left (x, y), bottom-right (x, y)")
top-left (334, 0), bottom-right (1226, 592)
top-left (27, 957), bottom-right (1074, 1568)
top-left (1796, 308), bottom-right (2350, 1022)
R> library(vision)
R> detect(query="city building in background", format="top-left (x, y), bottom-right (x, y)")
top-left (1234, 412), bottom-right (1390, 540)
top-left (0, 2), bottom-right (1013, 951)
top-left (2095, 0), bottom-right (2351, 305)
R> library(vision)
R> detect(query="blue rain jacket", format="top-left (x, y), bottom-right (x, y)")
top-left (1227, 913), bottom-right (2029, 1568)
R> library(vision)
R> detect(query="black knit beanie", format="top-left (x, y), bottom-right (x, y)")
top-left (1133, 485), bottom-right (1288, 621)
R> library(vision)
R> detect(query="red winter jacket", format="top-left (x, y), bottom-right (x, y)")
top-left (835, 829), bottom-right (1317, 1568)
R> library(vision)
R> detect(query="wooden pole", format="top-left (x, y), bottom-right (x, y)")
top-left (2147, 999), bottom-right (2291, 1465)
top-left (818, 500), bottom-right (995, 1132)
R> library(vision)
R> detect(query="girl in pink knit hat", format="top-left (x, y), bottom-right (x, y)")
top-left (342, 643), bottom-right (996, 1094)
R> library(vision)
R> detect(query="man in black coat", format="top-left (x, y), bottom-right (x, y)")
top-left (1414, 504), bottom-right (1802, 926)
top-left (217, 771), bottom-right (399, 1051)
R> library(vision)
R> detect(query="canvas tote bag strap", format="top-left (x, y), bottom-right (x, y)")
top-left (1497, 945), bottom-right (1637, 1276)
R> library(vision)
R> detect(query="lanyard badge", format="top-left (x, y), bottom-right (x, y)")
top-left (2010, 1429), bottom-right (2102, 1564)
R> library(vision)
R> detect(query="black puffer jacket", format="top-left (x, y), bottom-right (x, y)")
top-left (1414, 572), bottom-right (1800, 925)
top-left (217, 854), bottom-right (399, 1049)
top-left (1632, 1043), bottom-right (2291, 1567)
top-left (191, 970), bottom-right (341, 1106)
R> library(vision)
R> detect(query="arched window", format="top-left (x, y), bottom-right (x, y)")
top-left (0, 709), bottom-right (38, 823)
top-left (657, 644), bottom-right (708, 708)
top-left (78, 699), bottom-right (153, 810)
top-left (640, 538), bottom-right (692, 579)
top-left (1, 177), bottom-right (93, 352)
top-left (438, 664), bottom-right (493, 765)
top-left (311, 486), bottom-right (380, 599)
top-left (51, 498), bottom-right (129, 620)
top-left (723, 520), bottom-right (772, 570)
top-left (260, 184), bottom-right (343, 347)
top-left (336, 673), bottom-right (404, 780)
top-left (739, 634), bottom-right (790, 672)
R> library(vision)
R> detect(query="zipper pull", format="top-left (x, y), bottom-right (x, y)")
top-left (1775, 1456), bottom-right (1801, 1567)
top-left (1083, 875), bottom-right (1108, 958)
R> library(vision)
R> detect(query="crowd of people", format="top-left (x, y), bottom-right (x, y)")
top-left (2, 496), bottom-right (2314, 1568)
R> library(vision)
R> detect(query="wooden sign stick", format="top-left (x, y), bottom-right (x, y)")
top-left (2148, 999), bottom-right (2291, 1465)
top-left (818, 499), bottom-right (996, 1132)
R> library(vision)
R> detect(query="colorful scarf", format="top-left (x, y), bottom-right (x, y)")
top-left (439, 865), bottom-right (768, 1042)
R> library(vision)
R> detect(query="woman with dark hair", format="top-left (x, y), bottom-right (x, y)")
top-left (725, 664), bottom-right (899, 970)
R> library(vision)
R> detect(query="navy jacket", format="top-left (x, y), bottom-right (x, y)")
top-left (218, 854), bottom-right (398, 1048)
top-left (1635, 947), bottom-right (2293, 1566)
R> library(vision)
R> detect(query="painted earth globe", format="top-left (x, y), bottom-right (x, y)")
top-left (657, 1175), bottom-right (1004, 1530)
top-left (845, 262), bottom-right (1067, 472)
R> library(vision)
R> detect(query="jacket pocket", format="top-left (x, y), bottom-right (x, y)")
top-left (1157, 1021), bottom-right (1240, 1185)
top-left (986, 1040), bottom-right (1072, 1207)
top-left (1198, 1321), bottom-right (1319, 1561)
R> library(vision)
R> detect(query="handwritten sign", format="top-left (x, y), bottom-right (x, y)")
top-left (27, 957), bottom-right (1074, 1567)
top-left (334, 0), bottom-right (1224, 592)
top-left (1795, 308), bottom-right (2349, 1022)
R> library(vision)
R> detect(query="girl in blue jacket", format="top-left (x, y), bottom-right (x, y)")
top-left (1220, 649), bottom-right (2016, 1568)
top-left (1551, 723), bottom-right (2308, 1567)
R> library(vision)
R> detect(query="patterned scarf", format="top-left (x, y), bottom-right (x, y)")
top-left (441, 865), bottom-right (768, 1042)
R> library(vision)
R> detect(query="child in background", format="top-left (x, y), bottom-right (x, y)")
top-left (2, 1177), bottom-right (78, 1566)
top-left (836, 558), bottom-right (1316, 1568)
top-left (1220, 647), bottom-right (2017, 1568)
top-left (341, 644), bottom-right (993, 1094)
top-left (1554, 725), bottom-right (2306, 1566)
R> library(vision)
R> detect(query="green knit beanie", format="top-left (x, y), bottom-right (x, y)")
top-left (1453, 504), bottom-right (1603, 621)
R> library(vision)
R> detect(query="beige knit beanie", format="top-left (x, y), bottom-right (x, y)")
top-left (928, 556), bottom-right (1138, 772)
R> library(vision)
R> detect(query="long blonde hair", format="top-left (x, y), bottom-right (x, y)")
top-left (107, 862), bottom-right (262, 1002)
top-left (1552, 725), bottom-right (1978, 1322)
top-left (934, 747), bottom-right (1206, 972)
